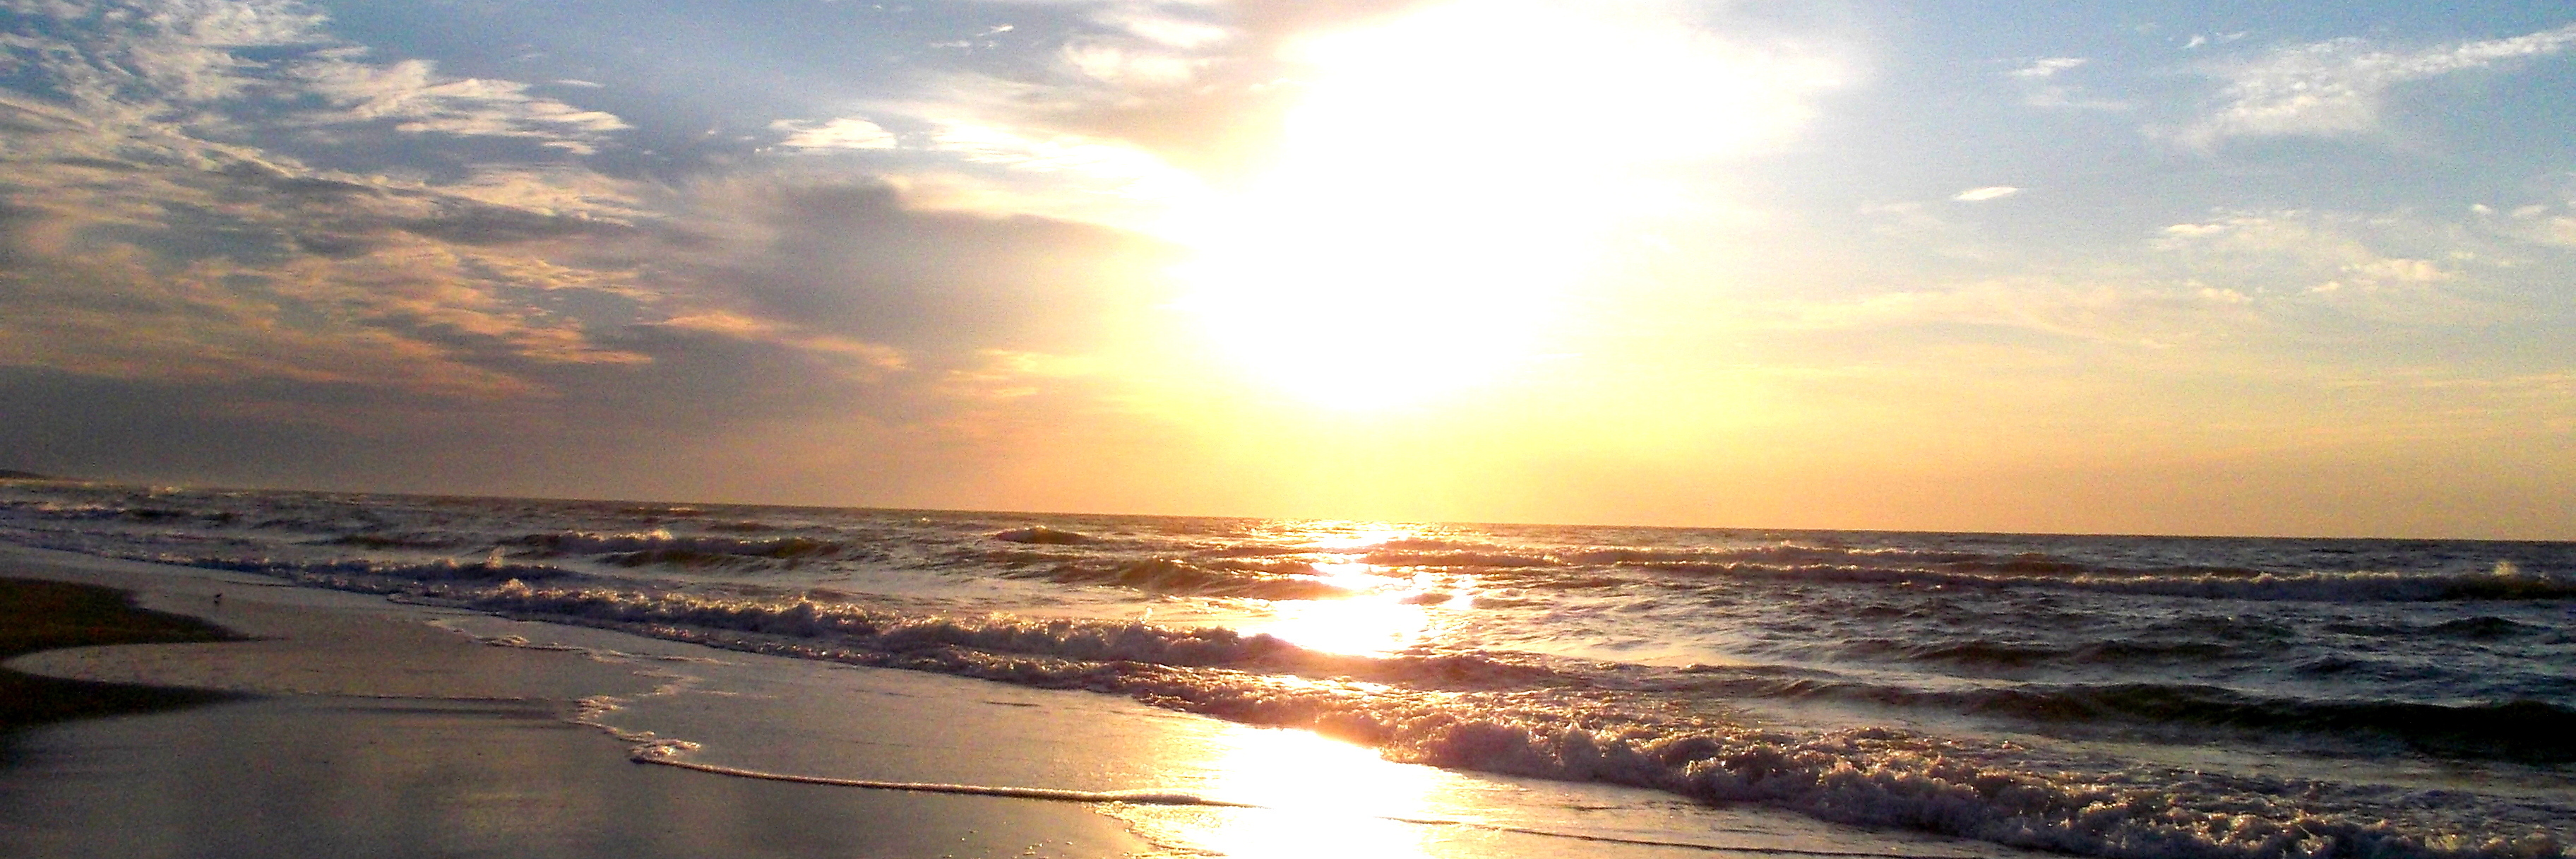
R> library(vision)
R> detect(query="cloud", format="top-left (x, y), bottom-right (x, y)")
top-left (0, 1), bottom-right (628, 162)
top-left (899, 0), bottom-right (1854, 182)
top-left (1051, 4), bottom-right (1234, 88)
top-left (0, 0), bottom-right (1197, 435)
top-left (0, 10), bottom-right (642, 239)
top-left (649, 178), bottom-right (1181, 358)
top-left (770, 117), bottom-right (901, 150)
top-left (2483, 199), bottom-right (2576, 248)
top-left (2178, 23), bottom-right (2576, 146)
top-left (2007, 57), bottom-right (2126, 109)
top-left (2339, 257), bottom-right (2450, 284)
top-left (2153, 211), bottom-right (2420, 277)
top-left (917, 119), bottom-right (1205, 211)
top-left (1953, 186), bottom-right (2020, 202)
top-left (0, 4), bottom-right (928, 427)
top-left (1059, 40), bottom-right (1210, 88)
top-left (2149, 210), bottom-right (2532, 327)
top-left (287, 57), bottom-right (630, 153)
top-left (2011, 57), bottom-right (2087, 78)
top-left (1753, 278), bottom-right (2270, 350)
top-left (1766, 205), bottom-right (2544, 354)
top-left (865, 2), bottom-right (1313, 177)
top-left (0, 227), bottom-right (618, 399)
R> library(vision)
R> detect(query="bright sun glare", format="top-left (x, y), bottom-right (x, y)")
top-left (1205, 521), bottom-right (1454, 656)
top-left (1169, 1), bottom-right (1832, 409)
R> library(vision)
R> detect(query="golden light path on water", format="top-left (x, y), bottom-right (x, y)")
top-left (1161, 0), bottom-right (1837, 410)
top-left (1229, 522), bottom-right (1453, 656)
top-left (1131, 728), bottom-right (1469, 859)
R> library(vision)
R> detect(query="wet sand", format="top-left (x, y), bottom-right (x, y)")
top-left (0, 576), bottom-right (237, 737)
top-left (0, 549), bottom-right (1161, 858)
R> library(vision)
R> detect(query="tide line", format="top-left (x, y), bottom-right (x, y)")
top-left (635, 755), bottom-right (1258, 807)
top-left (631, 753), bottom-right (1972, 859)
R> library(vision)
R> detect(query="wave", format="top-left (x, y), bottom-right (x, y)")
top-left (1360, 550), bottom-right (1557, 569)
top-left (1364, 543), bottom-right (2020, 571)
top-left (0, 499), bottom-right (241, 525)
top-left (1007, 558), bottom-right (1354, 601)
top-left (1624, 560), bottom-right (2576, 602)
top-left (2327, 616), bottom-right (2556, 641)
top-left (515, 530), bottom-right (854, 565)
top-left (1838, 638), bottom-right (2256, 668)
top-left (185, 555), bottom-right (578, 582)
top-left (1566, 545), bottom-right (1998, 567)
top-left (1715, 674), bottom-right (2576, 762)
top-left (325, 532), bottom-right (472, 550)
top-left (1984, 687), bottom-right (2576, 762)
top-left (994, 526), bottom-right (1096, 545)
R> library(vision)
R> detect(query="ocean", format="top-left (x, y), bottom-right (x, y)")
top-left (3, 479), bottom-right (2571, 859)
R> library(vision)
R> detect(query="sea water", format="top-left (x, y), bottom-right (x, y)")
top-left (2, 480), bottom-right (2570, 858)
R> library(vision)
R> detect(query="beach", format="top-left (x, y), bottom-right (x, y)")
top-left (0, 549), bottom-right (1167, 858)
top-left (0, 545), bottom-right (2035, 859)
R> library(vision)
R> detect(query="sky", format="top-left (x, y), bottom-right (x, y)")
top-left (1, 0), bottom-right (2571, 539)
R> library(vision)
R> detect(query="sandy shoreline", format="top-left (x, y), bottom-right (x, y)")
top-left (0, 545), bottom-right (2030, 859)
top-left (0, 548), bottom-right (1166, 858)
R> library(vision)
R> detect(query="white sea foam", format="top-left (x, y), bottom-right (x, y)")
top-left (518, 529), bottom-right (851, 561)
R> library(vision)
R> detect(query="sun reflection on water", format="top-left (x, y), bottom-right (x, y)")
top-left (1301, 526), bottom-right (1419, 550)
top-left (1248, 594), bottom-right (1436, 656)
top-left (1118, 727), bottom-right (1470, 859)
top-left (1227, 521), bottom-right (1467, 656)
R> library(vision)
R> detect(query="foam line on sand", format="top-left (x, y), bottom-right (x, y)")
top-left (633, 752), bottom-right (1981, 859)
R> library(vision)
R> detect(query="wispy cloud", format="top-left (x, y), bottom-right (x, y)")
top-left (2008, 57), bottom-right (2125, 109)
top-left (290, 57), bottom-right (630, 153)
top-left (2479, 199), bottom-right (2576, 249)
top-left (770, 117), bottom-right (901, 150)
top-left (1954, 186), bottom-right (2020, 202)
top-left (2181, 32), bottom-right (2248, 51)
top-left (2012, 57), bottom-right (2088, 79)
top-left (1753, 278), bottom-right (2268, 350)
top-left (2178, 23), bottom-right (2576, 146)
top-left (2149, 210), bottom-right (2524, 326)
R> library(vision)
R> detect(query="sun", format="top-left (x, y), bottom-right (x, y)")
top-left (1164, 1), bottom-right (1836, 410)
top-left (1168, 200), bottom-right (1587, 410)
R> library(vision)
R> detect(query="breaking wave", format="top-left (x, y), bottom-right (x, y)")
top-left (515, 530), bottom-right (856, 566)
top-left (188, 555), bottom-right (578, 582)
top-left (994, 526), bottom-right (1097, 545)
top-left (1008, 558), bottom-right (1355, 600)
